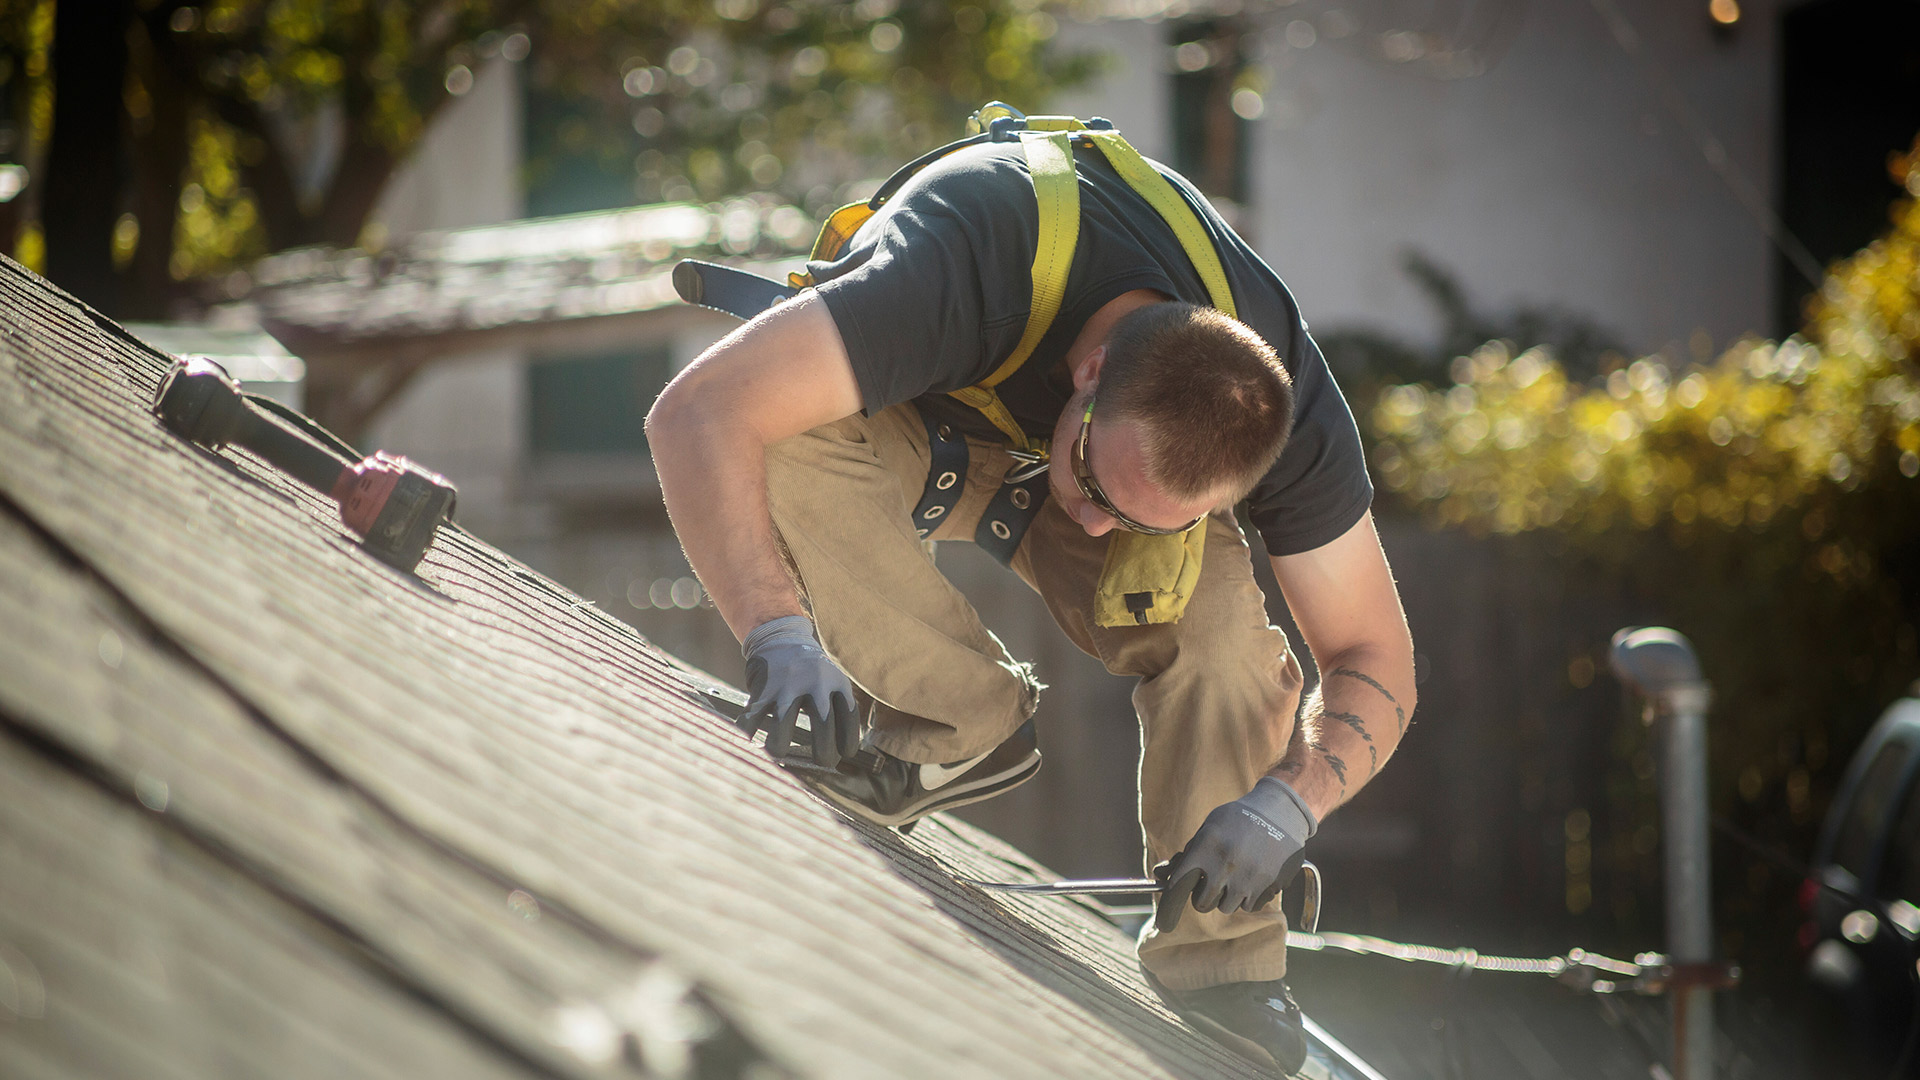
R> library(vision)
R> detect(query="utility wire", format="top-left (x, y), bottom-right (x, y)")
top-left (1584, 0), bottom-right (1826, 288)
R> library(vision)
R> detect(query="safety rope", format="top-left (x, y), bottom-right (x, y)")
top-left (1089, 897), bottom-right (1708, 996)
top-left (1282, 930), bottom-right (1735, 997)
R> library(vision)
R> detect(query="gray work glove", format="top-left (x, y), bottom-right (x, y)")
top-left (1154, 777), bottom-right (1317, 933)
top-left (740, 615), bottom-right (860, 770)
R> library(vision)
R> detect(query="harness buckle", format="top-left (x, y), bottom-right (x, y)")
top-left (1004, 447), bottom-right (1050, 483)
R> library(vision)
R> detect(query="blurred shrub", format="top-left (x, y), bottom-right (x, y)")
top-left (1370, 133), bottom-right (1919, 613)
top-left (1366, 134), bottom-right (1920, 979)
top-left (1370, 133), bottom-right (1917, 532)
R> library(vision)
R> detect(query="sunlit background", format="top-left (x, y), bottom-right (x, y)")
top-left (4, 0), bottom-right (1919, 1074)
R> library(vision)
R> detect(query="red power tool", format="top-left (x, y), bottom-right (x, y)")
top-left (153, 356), bottom-right (456, 572)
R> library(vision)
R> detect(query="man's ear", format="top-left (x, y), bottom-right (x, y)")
top-left (1071, 344), bottom-right (1107, 393)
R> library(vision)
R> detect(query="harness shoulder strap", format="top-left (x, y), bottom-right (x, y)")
top-left (946, 128), bottom-right (1081, 451)
top-left (954, 126), bottom-right (1238, 450)
top-left (1084, 130), bottom-right (1236, 318)
top-left (977, 130), bottom-right (1080, 390)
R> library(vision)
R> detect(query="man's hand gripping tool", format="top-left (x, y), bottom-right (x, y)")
top-left (153, 357), bottom-right (457, 572)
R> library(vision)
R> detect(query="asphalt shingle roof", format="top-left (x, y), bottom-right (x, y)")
top-left (0, 254), bottom-right (1297, 1078)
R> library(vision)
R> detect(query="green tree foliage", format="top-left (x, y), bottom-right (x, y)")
top-left (0, 0), bottom-right (1092, 317)
top-left (1368, 135), bottom-right (1920, 979)
top-left (526, 0), bottom-right (1090, 216)
top-left (0, 0), bottom-right (51, 269)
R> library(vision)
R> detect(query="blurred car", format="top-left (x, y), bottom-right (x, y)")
top-left (1805, 693), bottom-right (1920, 1058)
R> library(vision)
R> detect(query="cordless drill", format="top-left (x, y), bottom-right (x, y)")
top-left (152, 356), bottom-right (456, 572)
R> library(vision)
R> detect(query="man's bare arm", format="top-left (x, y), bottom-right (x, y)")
top-left (645, 292), bottom-right (865, 641)
top-left (1267, 510), bottom-right (1417, 821)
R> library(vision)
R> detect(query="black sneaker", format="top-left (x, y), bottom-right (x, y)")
top-left (1148, 971), bottom-right (1310, 1076)
top-left (795, 719), bottom-right (1040, 827)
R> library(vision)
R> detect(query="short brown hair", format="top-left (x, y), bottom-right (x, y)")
top-left (1098, 301), bottom-right (1293, 500)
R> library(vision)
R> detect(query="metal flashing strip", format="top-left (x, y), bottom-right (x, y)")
top-left (1300, 1015), bottom-right (1392, 1080)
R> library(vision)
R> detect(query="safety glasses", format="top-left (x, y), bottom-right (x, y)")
top-left (1070, 396), bottom-right (1205, 536)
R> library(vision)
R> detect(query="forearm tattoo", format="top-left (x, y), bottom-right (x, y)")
top-left (1300, 726), bottom-right (1347, 786)
top-left (1326, 707), bottom-right (1371, 743)
top-left (1286, 672), bottom-right (1396, 796)
top-left (1289, 727), bottom-right (1349, 796)
top-left (1326, 707), bottom-right (1378, 778)
top-left (1319, 748), bottom-right (1348, 787)
top-left (1331, 667), bottom-right (1407, 736)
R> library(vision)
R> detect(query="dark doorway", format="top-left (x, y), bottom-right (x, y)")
top-left (1168, 19), bottom-right (1251, 204)
top-left (1775, 0), bottom-right (1920, 335)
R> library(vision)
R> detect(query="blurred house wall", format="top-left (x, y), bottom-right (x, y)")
top-left (374, 58), bottom-right (524, 234)
top-left (363, 58), bottom-right (530, 540)
top-left (1053, 0), bottom-right (1780, 356)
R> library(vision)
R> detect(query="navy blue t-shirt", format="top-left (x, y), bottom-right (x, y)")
top-left (809, 140), bottom-right (1372, 557)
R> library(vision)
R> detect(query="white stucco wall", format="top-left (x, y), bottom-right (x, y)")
top-left (363, 58), bottom-right (528, 536)
top-left (1048, 18), bottom-right (1176, 163)
top-left (1055, 0), bottom-right (1782, 356)
top-left (372, 58), bottom-right (525, 234)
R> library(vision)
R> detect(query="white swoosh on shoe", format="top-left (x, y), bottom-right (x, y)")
top-left (920, 748), bottom-right (995, 790)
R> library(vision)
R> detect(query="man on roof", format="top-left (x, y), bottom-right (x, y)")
top-left (646, 112), bottom-right (1415, 1076)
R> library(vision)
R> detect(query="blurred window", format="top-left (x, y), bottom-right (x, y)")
top-left (1168, 21), bottom-right (1249, 203)
top-left (526, 346), bottom-right (672, 455)
top-left (524, 79), bottom-right (646, 217)
top-left (1834, 741), bottom-right (1911, 880)
top-left (1775, 0), bottom-right (1920, 335)
top-left (1884, 765), bottom-right (1920, 903)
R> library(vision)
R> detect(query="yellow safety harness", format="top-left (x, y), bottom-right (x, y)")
top-left (792, 103), bottom-right (1241, 626)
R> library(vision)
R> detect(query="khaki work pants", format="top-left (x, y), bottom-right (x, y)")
top-left (764, 403), bottom-right (1306, 991)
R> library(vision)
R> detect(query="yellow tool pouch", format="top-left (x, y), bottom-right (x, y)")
top-left (797, 103), bottom-right (1238, 627)
top-left (1095, 522), bottom-right (1210, 626)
